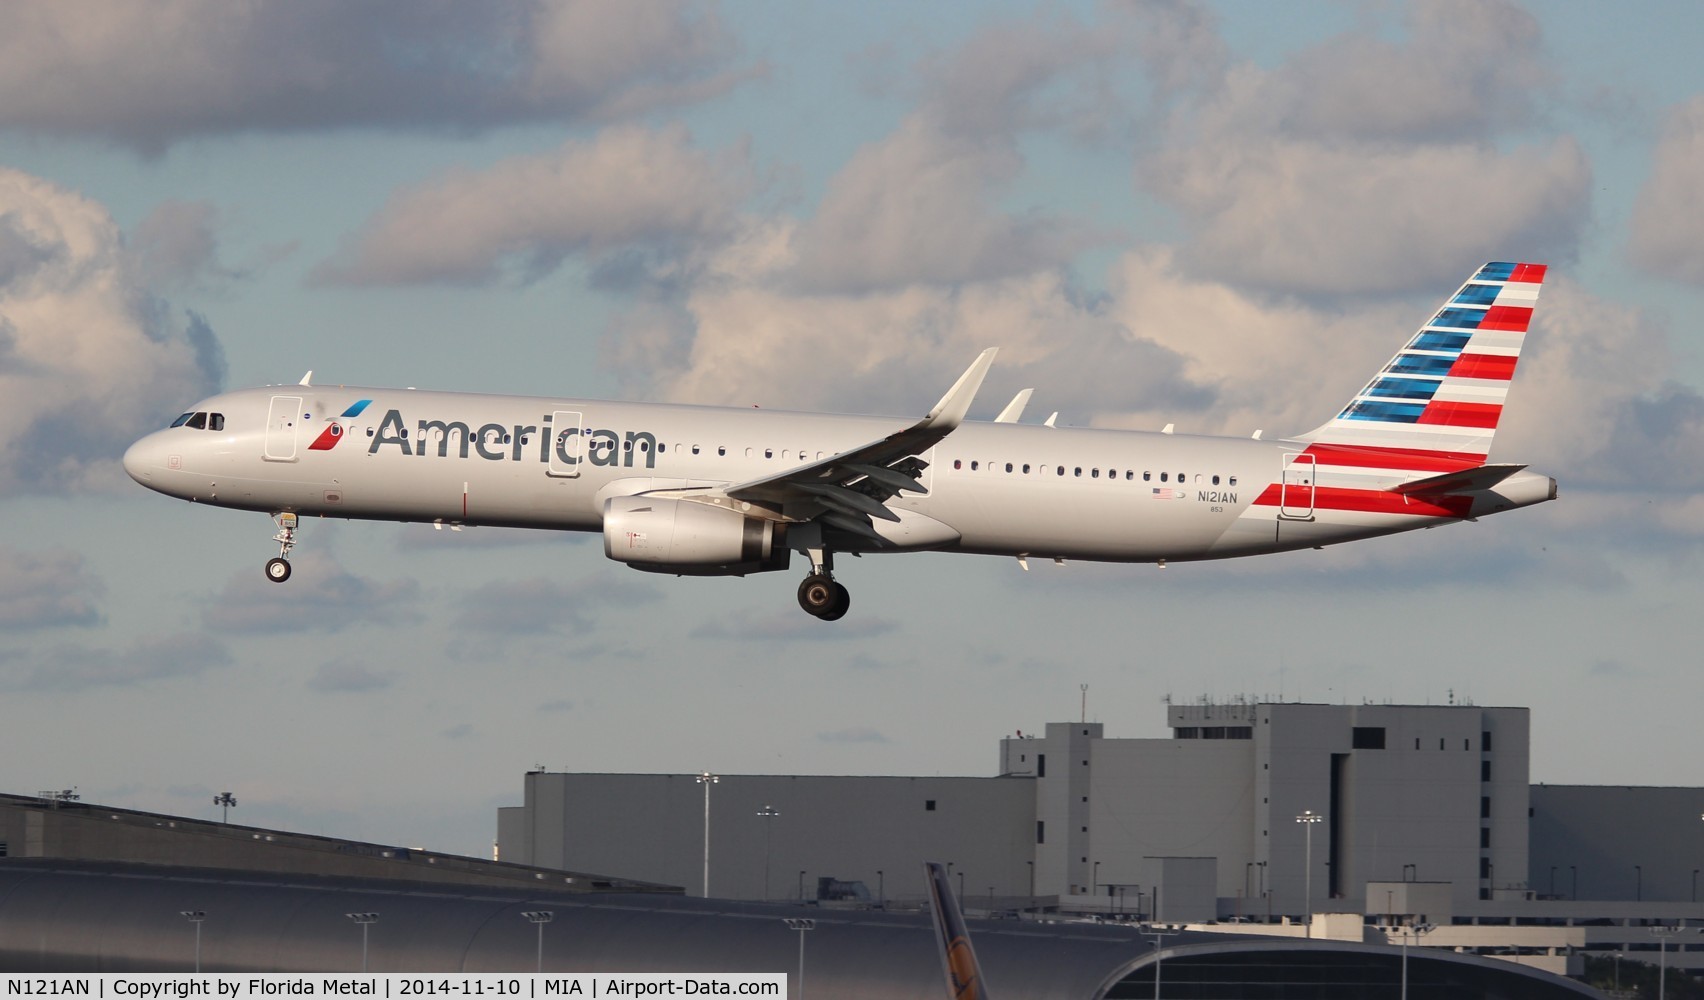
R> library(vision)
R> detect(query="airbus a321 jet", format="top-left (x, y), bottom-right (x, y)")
top-left (125, 262), bottom-right (1556, 621)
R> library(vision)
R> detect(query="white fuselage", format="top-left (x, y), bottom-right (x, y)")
top-left (122, 383), bottom-right (1555, 566)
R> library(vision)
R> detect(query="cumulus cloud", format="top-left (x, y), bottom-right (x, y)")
top-left (128, 200), bottom-right (241, 291)
top-left (0, 632), bottom-right (231, 692)
top-left (0, 546), bottom-right (103, 630)
top-left (0, 168), bottom-right (224, 495)
top-left (0, 1), bottom-right (755, 154)
top-left (789, 117), bottom-right (1092, 294)
top-left (1628, 96), bottom-right (1704, 285)
top-left (635, 223), bottom-right (1210, 421)
top-left (201, 552), bottom-right (421, 634)
top-left (313, 125), bottom-right (752, 287)
top-left (1134, 0), bottom-right (1584, 296)
top-left (789, 12), bottom-right (1130, 295)
top-left (1149, 137), bottom-right (1590, 296)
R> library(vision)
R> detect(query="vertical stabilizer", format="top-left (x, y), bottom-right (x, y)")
top-left (925, 861), bottom-right (989, 1000)
top-left (1301, 262), bottom-right (1546, 465)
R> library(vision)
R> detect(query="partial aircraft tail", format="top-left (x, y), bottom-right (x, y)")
top-left (1300, 262), bottom-right (1546, 470)
top-left (925, 861), bottom-right (990, 1000)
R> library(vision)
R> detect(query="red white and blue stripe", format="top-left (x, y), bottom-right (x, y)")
top-left (1253, 263), bottom-right (1546, 519)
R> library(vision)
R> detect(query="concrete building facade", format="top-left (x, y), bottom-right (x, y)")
top-left (497, 700), bottom-right (1703, 981)
top-left (502, 701), bottom-right (1531, 917)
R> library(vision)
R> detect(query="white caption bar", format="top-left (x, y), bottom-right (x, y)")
top-left (3, 975), bottom-right (786, 1000)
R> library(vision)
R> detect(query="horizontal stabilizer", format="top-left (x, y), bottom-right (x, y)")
top-left (1391, 463), bottom-right (1527, 498)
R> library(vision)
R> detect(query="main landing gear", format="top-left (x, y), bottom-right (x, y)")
top-left (797, 549), bottom-right (850, 621)
top-left (265, 512), bottom-right (297, 584)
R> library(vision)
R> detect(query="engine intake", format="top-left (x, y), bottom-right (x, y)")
top-left (602, 496), bottom-right (789, 575)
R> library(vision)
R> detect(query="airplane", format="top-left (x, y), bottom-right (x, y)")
top-left (925, 860), bottom-right (989, 1000)
top-left (124, 262), bottom-right (1555, 621)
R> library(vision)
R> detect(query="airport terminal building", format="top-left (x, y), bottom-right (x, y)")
top-left (498, 700), bottom-right (1704, 980)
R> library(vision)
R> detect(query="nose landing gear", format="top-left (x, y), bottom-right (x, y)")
top-left (265, 512), bottom-right (298, 584)
top-left (796, 549), bottom-right (850, 620)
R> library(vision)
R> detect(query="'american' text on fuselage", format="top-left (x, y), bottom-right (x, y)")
top-left (367, 409), bottom-right (657, 468)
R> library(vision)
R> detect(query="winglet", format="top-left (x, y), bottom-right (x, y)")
top-left (994, 388), bottom-right (1033, 424)
top-left (925, 861), bottom-right (989, 1000)
top-left (299, 371), bottom-right (314, 387)
top-left (922, 349), bottom-right (998, 430)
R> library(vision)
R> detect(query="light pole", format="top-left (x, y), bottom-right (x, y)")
top-left (799, 870), bottom-right (807, 902)
top-left (1397, 922), bottom-right (1435, 1000)
top-left (521, 911), bottom-right (553, 974)
top-left (1093, 860), bottom-right (1101, 899)
top-left (1650, 925), bottom-right (1677, 1000)
top-left (696, 771), bottom-right (718, 898)
top-left (784, 918), bottom-right (815, 1000)
top-left (1296, 810), bottom-right (1323, 937)
top-left (757, 805), bottom-right (779, 900)
top-left (1026, 861), bottom-right (1034, 899)
top-left (1141, 923), bottom-right (1181, 1000)
top-left (957, 870), bottom-right (965, 900)
top-left (213, 792), bottom-right (236, 824)
top-left (876, 869), bottom-right (884, 909)
top-left (180, 911), bottom-right (205, 973)
top-left (346, 912), bottom-right (378, 972)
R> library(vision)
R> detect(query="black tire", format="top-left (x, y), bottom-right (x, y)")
top-left (819, 582), bottom-right (851, 621)
top-left (797, 574), bottom-right (835, 615)
top-left (265, 557), bottom-right (293, 583)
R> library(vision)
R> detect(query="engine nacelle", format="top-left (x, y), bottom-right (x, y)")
top-left (602, 496), bottom-right (789, 576)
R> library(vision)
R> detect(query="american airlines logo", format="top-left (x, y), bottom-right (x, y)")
top-left (363, 408), bottom-right (658, 469)
top-left (308, 399), bottom-right (373, 451)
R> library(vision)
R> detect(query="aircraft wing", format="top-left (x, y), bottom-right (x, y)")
top-left (724, 350), bottom-right (997, 538)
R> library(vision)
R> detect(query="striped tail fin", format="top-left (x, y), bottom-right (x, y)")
top-left (1301, 262), bottom-right (1546, 466)
top-left (925, 861), bottom-right (990, 1000)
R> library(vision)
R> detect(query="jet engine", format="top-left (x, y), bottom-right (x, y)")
top-left (602, 495), bottom-right (790, 576)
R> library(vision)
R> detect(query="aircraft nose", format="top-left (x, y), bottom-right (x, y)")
top-left (122, 433), bottom-right (164, 485)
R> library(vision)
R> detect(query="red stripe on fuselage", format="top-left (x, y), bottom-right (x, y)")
top-left (1417, 401), bottom-right (1502, 428)
top-left (1447, 353), bottom-right (1517, 380)
top-left (1301, 444), bottom-right (1484, 474)
top-left (1252, 484), bottom-right (1472, 518)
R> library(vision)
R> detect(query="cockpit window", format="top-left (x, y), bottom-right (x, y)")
top-left (170, 411), bottom-right (225, 430)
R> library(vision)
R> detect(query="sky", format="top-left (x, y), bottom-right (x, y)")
top-left (3, 0), bottom-right (1704, 863)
